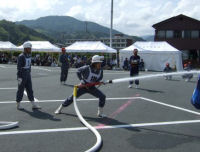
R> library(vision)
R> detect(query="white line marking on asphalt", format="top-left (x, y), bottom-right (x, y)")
top-left (104, 72), bottom-right (129, 75)
top-left (0, 65), bottom-right (6, 68)
top-left (0, 96), bottom-right (200, 116)
top-left (96, 119), bottom-right (200, 129)
top-left (140, 97), bottom-right (200, 116)
top-left (0, 88), bottom-right (17, 90)
top-left (0, 97), bottom-right (140, 104)
top-left (0, 119), bottom-right (200, 136)
top-left (32, 67), bottom-right (51, 72)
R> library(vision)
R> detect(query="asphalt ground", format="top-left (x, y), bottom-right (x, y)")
top-left (1, 64), bottom-right (200, 152)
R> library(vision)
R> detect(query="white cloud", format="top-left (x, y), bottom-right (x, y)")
top-left (65, 1), bottom-right (110, 26)
top-left (65, 5), bottom-right (83, 18)
top-left (172, 0), bottom-right (200, 18)
top-left (86, 0), bottom-right (94, 3)
top-left (0, 0), bottom-right (200, 36)
top-left (0, 0), bottom-right (60, 21)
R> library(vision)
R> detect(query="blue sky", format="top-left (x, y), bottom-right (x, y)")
top-left (0, 0), bottom-right (199, 36)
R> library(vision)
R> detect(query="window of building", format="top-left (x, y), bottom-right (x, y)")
top-left (157, 30), bottom-right (165, 38)
top-left (191, 30), bottom-right (199, 39)
top-left (174, 30), bottom-right (181, 38)
top-left (184, 30), bottom-right (191, 39)
top-left (181, 31), bottom-right (184, 38)
top-left (166, 30), bottom-right (173, 38)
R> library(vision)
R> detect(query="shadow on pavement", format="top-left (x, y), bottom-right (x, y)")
top-left (21, 109), bottom-right (61, 121)
top-left (137, 88), bottom-right (164, 93)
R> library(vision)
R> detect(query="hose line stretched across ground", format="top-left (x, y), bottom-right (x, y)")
top-left (72, 70), bottom-right (200, 151)
top-left (111, 70), bottom-right (200, 83)
top-left (0, 121), bottom-right (19, 130)
top-left (73, 85), bottom-right (102, 152)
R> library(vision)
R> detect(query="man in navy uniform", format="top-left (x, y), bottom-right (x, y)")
top-left (55, 55), bottom-right (106, 118)
top-left (163, 63), bottom-right (173, 80)
top-left (59, 47), bottom-right (69, 84)
top-left (182, 62), bottom-right (193, 82)
top-left (129, 49), bottom-right (140, 88)
top-left (16, 41), bottom-right (41, 110)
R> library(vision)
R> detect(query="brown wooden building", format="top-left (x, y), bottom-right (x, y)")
top-left (152, 14), bottom-right (200, 66)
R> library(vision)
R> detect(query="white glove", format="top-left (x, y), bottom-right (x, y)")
top-left (18, 78), bottom-right (22, 85)
top-left (80, 80), bottom-right (86, 85)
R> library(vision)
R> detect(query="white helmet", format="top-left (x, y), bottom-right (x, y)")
top-left (92, 55), bottom-right (104, 63)
top-left (23, 41), bottom-right (32, 48)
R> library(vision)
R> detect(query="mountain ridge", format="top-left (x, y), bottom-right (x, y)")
top-left (16, 15), bottom-right (144, 43)
top-left (0, 20), bottom-right (54, 45)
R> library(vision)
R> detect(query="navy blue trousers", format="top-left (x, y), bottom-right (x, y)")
top-left (16, 72), bottom-right (34, 102)
top-left (129, 68), bottom-right (139, 85)
top-left (60, 67), bottom-right (68, 82)
top-left (62, 86), bottom-right (106, 108)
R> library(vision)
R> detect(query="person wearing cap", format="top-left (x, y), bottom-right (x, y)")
top-left (59, 47), bottom-right (69, 84)
top-left (182, 62), bottom-right (193, 82)
top-left (163, 63), bottom-right (173, 80)
top-left (16, 41), bottom-right (41, 110)
top-left (128, 49), bottom-right (140, 88)
top-left (55, 55), bottom-right (106, 118)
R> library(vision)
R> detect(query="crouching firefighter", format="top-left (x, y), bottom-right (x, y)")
top-left (16, 41), bottom-right (41, 110)
top-left (55, 55), bottom-right (106, 118)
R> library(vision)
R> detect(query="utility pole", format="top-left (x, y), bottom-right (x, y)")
top-left (110, 0), bottom-right (113, 48)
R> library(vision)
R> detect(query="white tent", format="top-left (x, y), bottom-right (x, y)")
top-left (0, 41), bottom-right (18, 51)
top-left (65, 41), bottom-right (117, 53)
top-left (119, 41), bottom-right (183, 71)
top-left (17, 41), bottom-right (60, 52)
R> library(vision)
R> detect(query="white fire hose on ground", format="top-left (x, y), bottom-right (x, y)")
top-left (72, 70), bottom-right (200, 151)
top-left (73, 85), bottom-right (102, 152)
top-left (0, 121), bottom-right (19, 130)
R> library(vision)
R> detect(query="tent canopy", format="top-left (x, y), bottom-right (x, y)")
top-left (134, 41), bottom-right (181, 53)
top-left (119, 41), bottom-right (183, 71)
top-left (120, 43), bottom-right (145, 52)
top-left (17, 41), bottom-right (60, 52)
top-left (66, 41), bottom-right (117, 53)
top-left (0, 41), bottom-right (18, 51)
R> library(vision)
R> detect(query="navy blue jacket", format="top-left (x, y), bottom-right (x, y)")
top-left (129, 55), bottom-right (140, 73)
top-left (77, 65), bottom-right (103, 83)
top-left (17, 53), bottom-right (31, 78)
top-left (59, 54), bottom-right (69, 68)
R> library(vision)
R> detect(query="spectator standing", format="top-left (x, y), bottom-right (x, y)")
top-left (139, 59), bottom-right (145, 71)
top-left (59, 47), bottom-right (69, 84)
top-left (129, 49), bottom-right (140, 88)
top-left (182, 62), bottom-right (193, 82)
top-left (123, 58), bottom-right (129, 70)
top-left (163, 63), bottom-right (173, 80)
